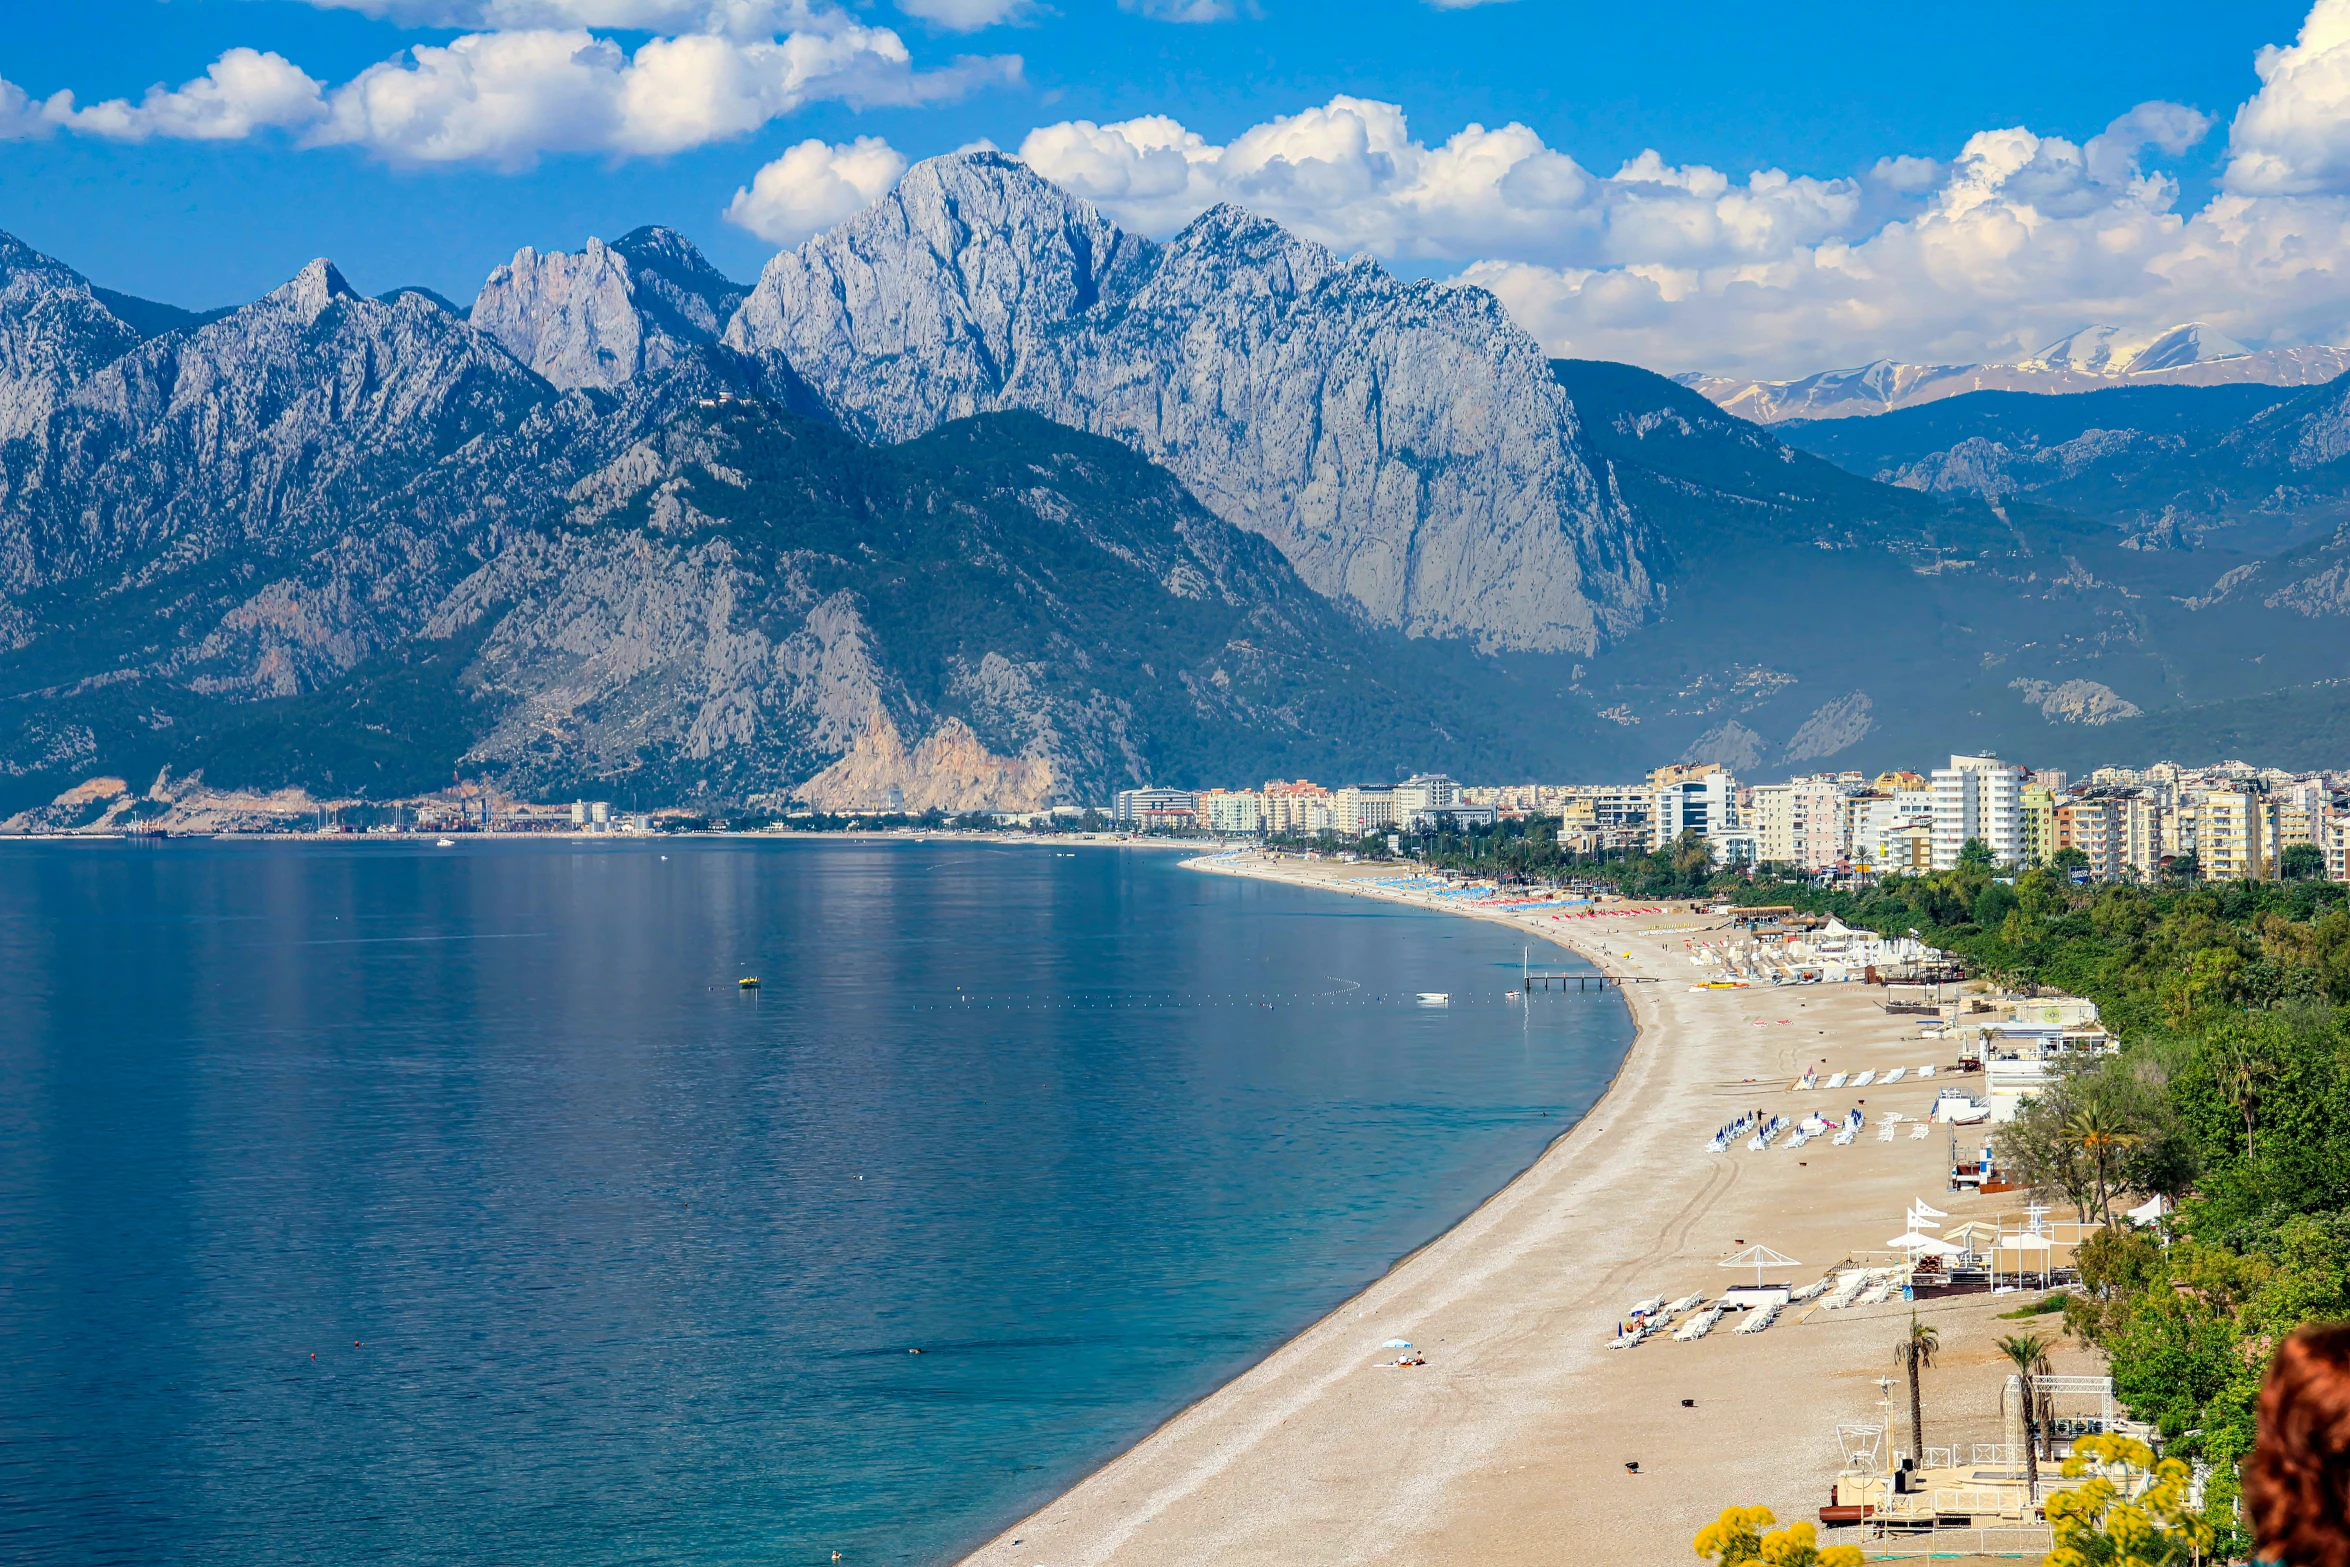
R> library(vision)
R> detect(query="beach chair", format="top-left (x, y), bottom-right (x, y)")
top-left (1851, 1070), bottom-right (1876, 1087)
top-left (1824, 1072), bottom-right (1848, 1090)
top-left (1881, 1067), bottom-right (1906, 1084)
top-left (1909, 1123), bottom-right (1929, 1139)
top-left (1918, 1063), bottom-right (1936, 1078)
top-left (1877, 1122), bottom-right (1897, 1142)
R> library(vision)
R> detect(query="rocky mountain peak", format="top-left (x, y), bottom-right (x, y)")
top-left (472, 229), bottom-right (745, 393)
top-left (0, 228), bottom-right (142, 442)
top-left (725, 152), bottom-right (1644, 653)
top-left (268, 260), bottom-right (359, 327)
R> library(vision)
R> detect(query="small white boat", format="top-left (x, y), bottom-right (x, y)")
top-left (1417, 992), bottom-right (1450, 1005)
top-left (435, 837), bottom-right (456, 847)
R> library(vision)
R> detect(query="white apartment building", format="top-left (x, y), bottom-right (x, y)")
top-left (1930, 755), bottom-right (2027, 869)
top-left (1196, 788), bottom-right (1263, 836)
top-left (1332, 786), bottom-right (1396, 838)
top-left (1651, 768), bottom-right (1738, 849)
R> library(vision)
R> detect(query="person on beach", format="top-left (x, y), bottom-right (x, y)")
top-left (2246, 1324), bottom-right (2350, 1566)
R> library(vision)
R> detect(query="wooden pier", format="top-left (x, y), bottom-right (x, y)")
top-left (1521, 973), bottom-right (1657, 992)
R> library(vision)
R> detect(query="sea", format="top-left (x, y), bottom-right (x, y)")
top-left (0, 837), bottom-right (1635, 1566)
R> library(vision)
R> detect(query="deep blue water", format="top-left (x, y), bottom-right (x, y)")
top-left (0, 839), bottom-right (1632, 1566)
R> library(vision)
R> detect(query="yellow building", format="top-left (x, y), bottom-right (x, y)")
top-left (2020, 785), bottom-right (2056, 867)
top-left (2200, 790), bottom-right (2279, 880)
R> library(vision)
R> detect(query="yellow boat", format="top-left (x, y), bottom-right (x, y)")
top-left (738, 976), bottom-right (760, 989)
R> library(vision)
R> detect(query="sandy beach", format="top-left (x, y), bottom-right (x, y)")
top-left (962, 853), bottom-right (2103, 1567)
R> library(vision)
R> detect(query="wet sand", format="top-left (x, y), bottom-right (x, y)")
top-left (961, 854), bottom-right (2101, 1566)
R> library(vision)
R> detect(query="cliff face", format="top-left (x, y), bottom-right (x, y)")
top-left (395, 406), bottom-right (1527, 806)
top-left (725, 153), bottom-right (1650, 654)
top-left (470, 226), bottom-right (749, 393)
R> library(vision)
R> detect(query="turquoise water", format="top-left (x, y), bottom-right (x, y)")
top-left (0, 839), bottom-right (1633, 1565)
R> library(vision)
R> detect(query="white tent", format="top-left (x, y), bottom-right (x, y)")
top-left (2127, 1194), bottom-right (2171, 1226)
top-left (1888, 1232), bottom-right (1965, 1256)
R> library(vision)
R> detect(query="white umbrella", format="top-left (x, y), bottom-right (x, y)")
top-left (1719, 1244), bottom-right (1800, 1286)
top-left (1912, 1199), bottom-right (1950, 1220)
top-left (2000, 1234), bottom-right (2054, 1250)
top-left (1905, 1206), bottom-right (1943, 1229)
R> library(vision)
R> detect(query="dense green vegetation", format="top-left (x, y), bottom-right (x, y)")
top-left (1705, 858), bottom-right (2350, 1548)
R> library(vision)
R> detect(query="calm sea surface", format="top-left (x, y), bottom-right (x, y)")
top-left (0, 838), bottom-right (1632, 1566)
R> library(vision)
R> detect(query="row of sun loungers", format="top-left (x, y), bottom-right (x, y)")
top-left (1803, 1064), bottom-right (1940, 1092)
top-left (1733, 1301), bottom-right (1781, 1334)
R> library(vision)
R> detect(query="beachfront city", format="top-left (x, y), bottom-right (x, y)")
top-left (20, 2), bottom-right (2350, 1565)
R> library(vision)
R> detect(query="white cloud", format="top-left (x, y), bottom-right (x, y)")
top-left (0, 77), bottom-right (61, 141)
top-left (1018, 96), bottom-right (1859, 269)
top-left (2228, 0), bottom-right (2350, 194)
top-left (1005, 84), bottom-right (2350, 379)
top-left (46, 49), bottom-right (329, 142)
top-left (724, 134), bottom-right (906, 242)
top-left (895, 0), bottom-right (1040, 30)
top-left (307, 25), bottom-right (1015, 166)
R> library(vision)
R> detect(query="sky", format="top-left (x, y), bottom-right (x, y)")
top-left (3, 0), bottom-right (2344, 377)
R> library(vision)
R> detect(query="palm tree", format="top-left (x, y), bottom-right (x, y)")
top-left (2215, 1038), bottom-right (2278, 1163)
top-left (1997, 1331), bottom-right (2054, 1505)
top-left (2062, 1100), bottom-right (2144, 1224)
top-left (1894, 1312), bottom-right (1941, 1464)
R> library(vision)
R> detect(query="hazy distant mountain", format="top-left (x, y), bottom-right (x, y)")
top-left (1682, 323), bottom-right (2350, 424)
top-left (471, 226), bottom-right (749, 393)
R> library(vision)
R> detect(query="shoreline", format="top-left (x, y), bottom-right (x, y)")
top-left (960, 853), bottom-right (2098, 1567)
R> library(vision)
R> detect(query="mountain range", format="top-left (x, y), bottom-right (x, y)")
top-left (14, 153), bottom-right (2350, 821)
top-left (1683, 323), bottom-right (2350, 424)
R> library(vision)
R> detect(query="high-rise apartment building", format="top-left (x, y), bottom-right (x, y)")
top-left (1930, 755), bottom-right (2026, 868)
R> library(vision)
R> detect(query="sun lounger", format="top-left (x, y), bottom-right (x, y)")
top-left (1918, 1063), bottom-right (1936, 1078)
top-left (1734, 1302), bottom-right (1780, 1335)
top-left (1674, 1305), bottom-right (1727, 1341)
top-left (1909, 1123), bottom-right (1929, 1138)
top-left (1789, 1277), bottom-right (1833, 1303)
top-left (1851, 1070), bottom-right (1876, 1087)
top-left (1877, 1122), bottom-right (1897, 1142)
top-left (1663, 1293), bottom-right (1705, 1315)
top-left (1824, 1072), bottom-right (1848, 1089)
top-left (1881, 1067), bottom-right (1906, 1084)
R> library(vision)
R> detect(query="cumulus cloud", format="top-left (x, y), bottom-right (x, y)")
top-left (1005, 78), bottom-right (2350, 378)
top-left (1018, 96), bottom-right (1859, 269)
top-left (724, 134), bottom-right (906, 242)
top-left (42, 49), bottom-right (329, 142)
top-left (2228, 0), bottom-right (2350, 194)
top-left (310, 25), bottom-right (1011, 165)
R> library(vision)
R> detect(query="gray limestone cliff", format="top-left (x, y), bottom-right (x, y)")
top-left (472, 226), bottom-right (748, 393)
top-left (723, 153), bottom-right (1650, 654)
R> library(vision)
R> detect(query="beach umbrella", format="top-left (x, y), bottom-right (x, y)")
top-left (1383, 1339), bottom-right (1413, 1348)
top-left (1912, 1198), bottom-right (1951, 1220)
top-left (1719, 1244), bottom-right (1799, 1286)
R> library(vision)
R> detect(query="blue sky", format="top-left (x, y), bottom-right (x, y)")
top-left (1, 0), bottom-right (2338, 374)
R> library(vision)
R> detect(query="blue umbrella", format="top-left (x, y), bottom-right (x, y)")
top-left (1383, 1339), bottom-right (1413, 1348)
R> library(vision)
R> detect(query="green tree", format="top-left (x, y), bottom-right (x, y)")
top-left (1894, 1312), bottom-right (1940, 1462)
top-left (2281, 842), bottom-right (2326, 881)
top-left (1958, 836), bottom-right (1998, 871)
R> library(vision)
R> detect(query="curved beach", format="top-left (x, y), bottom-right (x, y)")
top-left (962, 853), bottom-right (2088, 1566)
